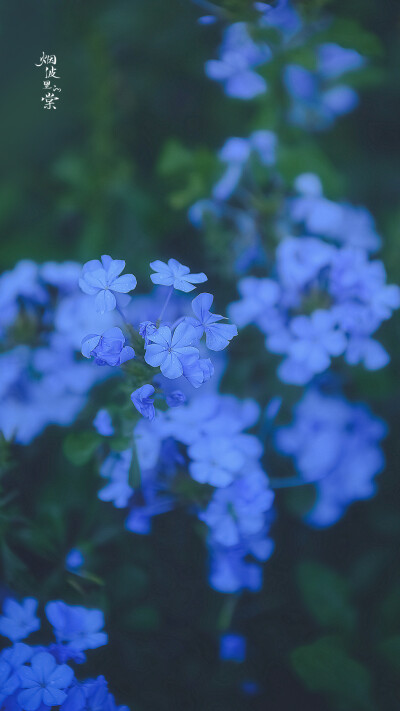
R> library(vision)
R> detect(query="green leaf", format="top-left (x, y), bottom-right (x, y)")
top-left (297, 561), bottom-right (356, 634)
top-left (63, 431), bottom-right (100, 466)
top-left (291, 637), bottom-right (373, 710)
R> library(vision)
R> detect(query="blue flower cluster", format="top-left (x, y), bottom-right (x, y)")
top-left (191, 134), bottom-right (399, 385)
top-left (275, 389), bottom-right (387, 526)
top-left (0, 261), bottom-right (114, 444)
top-left (284, 43), bottom-right (365, 130)
top-left (79, 256), bottom-right (237, 416)
top-left (202, 0), bottom-right (364, 132)
top-left (230, 173), bottom-right (400, 384)
top-left (205, 22), bottom-right (271, 99)
top-left (0, 597), bottom-right (127, 710)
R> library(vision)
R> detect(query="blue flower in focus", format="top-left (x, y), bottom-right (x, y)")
top-left (0, 600), bottom-right (40, 643)
top-left (45, 602), bottom-right (108, 652)
top-left (220, 634), bottom-right (246, 662)
top-left (150, 259), bottom-right (207, 292)
top-left (188, 293), bottom-right (238, 351)
top-left (131, 384), bottom-right (156, 421)
top-left (79, 255), bottom-right (137, 313)
top-left (18, 651), bottom-right (74, 710)
top-left (81, 327), bottom-right (135, 367)
top-left (205, 22), bottom-right (271, 99)
top-left (145, 323), bottom-right (199, 379)
top-left (93, 409), bottom-right (114, 436)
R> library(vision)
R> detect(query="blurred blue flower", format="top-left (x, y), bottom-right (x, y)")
top-left (0, 600), bottom-right (40, 643)
top-left (99, 450), bottom-right (133, 508)
top-left (205, 22), bottom-right (271, 99)
top-left (93, 409), bottom-right (114, 436)
top-left (65, 549), bottom-right (85, 573)
top-left (45, 602), bottom-right (107, 652)
top-left (276, 390), bottom-right (387, 526)
top-left (165, 390), bottom-right (186, 408)
top-left (220, 634), bottom-right (246, 662)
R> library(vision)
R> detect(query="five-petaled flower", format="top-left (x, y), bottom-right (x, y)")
top-left (79, 255), bottom-right (137, 313)
top-left (188, 293), bottom-right (238, 351)
top-left (145, 322), bottom-right (199, 378)
top-left (18, 651), bottom-right (74, 711)
top-left (150, 259), bottom-right (207, 293)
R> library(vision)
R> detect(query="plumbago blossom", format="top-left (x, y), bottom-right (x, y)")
top-left (229, 172), bottom-right (400, 384)
top-left (78, 255), bottom-right (277, 593)
top-left (283, 43), bottom-right (366, 131)
top-left (187, 0), bottom-right (397, 609)
top-left (275, 389), bottom-right (387, 527)
top-left (0, 597), bottom-right (127, 710)
top-left (191, 132), bottom-right (400, 384)
top-left (0, 260), bottom-right (116, 445)
top-left (202, 0), bottom-right (365, 131)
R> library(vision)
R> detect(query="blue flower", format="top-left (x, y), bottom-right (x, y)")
top-left (18, 651), bottom-right (73, 710)
top-left (98, 450), bottom-right (133, 508)
top-left (79, 255), bottom-right (137, 314)
top-left (138, 321), bottom-right (157, 346)
top-left (65, 548), bottom-right (85, 572)
top-left (131, 385), bottom-right (156, 421)
top-left (200, 469), bottom-right (274, 546)
top-left (61, 675), bottom-right (129, 711)
top-left (165, 390), bottom-right (186, 408)
top-left (188, 293), bottom-right (238, 351)
top-left (317, 43), bottom-right (365, 80)
top-left (0, 599), bottom-right (40, 643)
top-left (209, 547), bottom-right (262, 593)
top-left (45, 602), bottom-right (107, 652)
top-left (276, 390), bottom-right (387, 526)
top-left (181, 356), bottom-right (214, 388)
top-left (220, 634), bottom-right (246, 662)
top-left (93, 409), bottom-right (114, 436)
top-left (205, 23), bottom-right (271, 99)
top-left (150, 259), bottom-right (207, 292)
top-left (188, 434), bottom-right (261, 487)
top-left (81, 327), bottom-right (135, 367)
top-left (0, 644), bottom-right (33, 702)
top-left (145, 323), bottom-right (199, 379)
